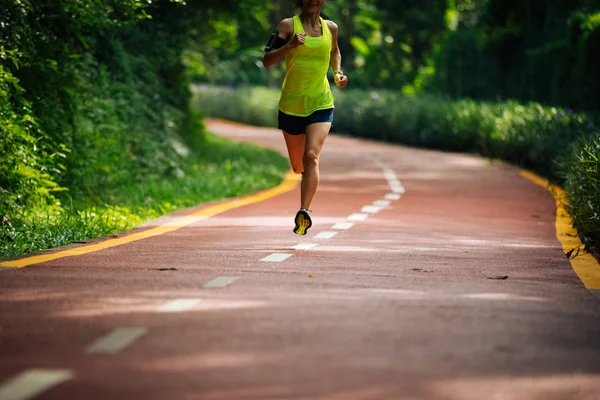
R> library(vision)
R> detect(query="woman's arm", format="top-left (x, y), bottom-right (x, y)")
top-left (327, 21), bottom-right (348, 88)
top-left (263, 19), bottom-right (305, 68)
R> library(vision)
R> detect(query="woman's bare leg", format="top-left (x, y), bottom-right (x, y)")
top-left (282, 131), bottom-right (305, 174)
top-left (301, 122), bottom-right (331, 210)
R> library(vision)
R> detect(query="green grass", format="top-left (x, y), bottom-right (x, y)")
top-left (0, 132), bottom-right (290, 260)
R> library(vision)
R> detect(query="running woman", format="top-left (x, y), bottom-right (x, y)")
top-left (263, 0), bottom-right (348, 235)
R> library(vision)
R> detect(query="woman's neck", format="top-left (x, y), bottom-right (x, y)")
top-left (299, 12), bottom-right (321, 27)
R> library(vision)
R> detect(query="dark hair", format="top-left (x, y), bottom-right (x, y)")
top-left (295, 0), bottom-right (301, 7)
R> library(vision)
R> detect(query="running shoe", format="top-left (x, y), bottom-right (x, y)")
top-left (293, 209), bottom-right (312, 235)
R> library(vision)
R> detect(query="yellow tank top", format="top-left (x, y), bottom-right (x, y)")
top-left (278, 15), bottom-right (334, 117)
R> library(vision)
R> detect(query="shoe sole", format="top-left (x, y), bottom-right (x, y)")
top-left (293, 213), bottom-right (312, 235)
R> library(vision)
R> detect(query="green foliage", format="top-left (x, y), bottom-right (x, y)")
top-left (184, 0), bottom-right (600, 115)
top-left (1, 131), bottom-right (289, 259)
top-left (191, 85), bottom-right (279, 127)
top-left (562, 131), bottom-right (600, 250)
top-left (430, 0), bottom-right (600, 111)
top-left (0, 0), bottom-right (293, 259)
top-left (194, 85), bottom-right (600, 245)
top-left (0, 64), bottom-right (65, 214)
top-left (0, 0), bottom-right (214, 214)
top-left (430, 27), bottom-right (500, 99)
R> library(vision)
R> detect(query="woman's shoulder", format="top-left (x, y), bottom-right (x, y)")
top-left (277, 17), bottom-right (295, 34)
top-left (324, 19), bottom-right (338, 32)
top-left (277, 18), bottom-right (294, 37)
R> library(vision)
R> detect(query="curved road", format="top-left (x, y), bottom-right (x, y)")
top-left (1, 119), bottom-right (599, 399)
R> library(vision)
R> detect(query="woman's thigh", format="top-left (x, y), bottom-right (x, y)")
top-left (282, 131), bottom-right (305, 173)
top-left (304, 122), bottom-right (331, 156)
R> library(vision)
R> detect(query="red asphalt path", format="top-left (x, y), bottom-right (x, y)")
top-left (1, 119), bottom-right (599, 399)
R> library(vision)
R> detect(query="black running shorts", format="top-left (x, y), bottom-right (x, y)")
top-left (278, 108), bottom-right (334, 135)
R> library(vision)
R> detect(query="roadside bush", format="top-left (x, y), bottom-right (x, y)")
top-left (1, 1), bottom-right (290, 259)
top-left (562, 131), bottom-right (600, 250)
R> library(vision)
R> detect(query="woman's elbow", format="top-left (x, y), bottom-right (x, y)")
top-left (263, 58), bottom-right (273, 68)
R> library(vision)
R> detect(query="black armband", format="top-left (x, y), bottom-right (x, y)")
top-left (264, 30), bottom-right (287, 52)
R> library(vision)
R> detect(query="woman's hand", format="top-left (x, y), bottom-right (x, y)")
top-left (289, 33), bottom-right (307, 48)
top-left (334, 72), bottom-right (348, 88)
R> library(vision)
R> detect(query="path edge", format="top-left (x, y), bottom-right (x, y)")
top-left (519, 170), bottom-right (600, 293)
top-left (0, 171), bottom-right (300, 269)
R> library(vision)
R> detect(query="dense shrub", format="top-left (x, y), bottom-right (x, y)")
top-left (431, 3), bottom-right (600, 112)
top-left (0, 1), bottom-right (198, 216)
top-left (0, 64), bottom-right (64, 214)
top-left (194, 86), bottom-right (597, 178)
top-left (562, 133), bottom-right (600, 249)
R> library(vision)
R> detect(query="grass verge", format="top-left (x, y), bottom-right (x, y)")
top-left (0, 132), bottom-right (289, 260)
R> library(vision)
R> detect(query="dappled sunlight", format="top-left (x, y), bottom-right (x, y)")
top-left (437, 156), bottom-right (489, 168)
top-left (321, 170), bottom-right (389, 181)
top-left (315, 245), bottom-right (381, 253)
top-left (357, 233), bottom-right (557, 252)
top-left (0, 289), bottom-right (70, 302)
top-left (463, 293), bottom-right (550, 302)
top-left (51, 297), bottom-right (163, 318)
top-left (429, 373), bottom-right (600, 400)
top-left (51, 294), bottom-right (268, 318)
top-left (202, 217), bottom-right (300, 228)
top-left (139, 351), bottom-right (280, 372)
top-left (142, 216), bottom-right (292, 228)
top-left (453, 237), bottom-right (555, 249)
top-left (317, 243), bottom-right (456, 254)
top-left (387, 171), bottom-right (446, 181)
top-left (197, 385), bottom-right (401, 400)
top-left (176, 373), bottom-right (600, 400)
top-left (357, 288), bottom-right (427, 299)
top-left (318, 184), bottom-right (392, 194)
top-left (259, 287), bottom-right (553, 304)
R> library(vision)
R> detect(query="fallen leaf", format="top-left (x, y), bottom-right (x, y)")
top-left (565, 248), bottom-right (575, 258)
top-left (480, 272), bottom-right (508, 280)
top-left (308, 274), bottom-right (315, 278)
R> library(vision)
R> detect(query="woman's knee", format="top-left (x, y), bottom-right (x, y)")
top-left (291, 163), bottom-right (304, 174)
top-left (303, 149), bottom-right (319, 167)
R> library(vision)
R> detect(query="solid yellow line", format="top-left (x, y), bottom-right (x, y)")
top-left (520, 170), bottom-right (600, 289)
top-left (0, 171), bottom-right (301, 269)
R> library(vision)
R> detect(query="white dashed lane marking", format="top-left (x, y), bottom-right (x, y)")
top-left (292, 243), bottom-right (319, 250)
top-left (348, 213), bottom-right (369, 221)
top-left (260, 253), bottom-right (293, 262)
top-left (332, 222), bottom-right (354, 230)
top-left (0, 369), bottom-right (73, 400)
top-left (159, 299), bottom-right (200, 313)
top-left (204, 277), bottom-right (239, 288)
top-left (313, 231), bottom-right (338, 239)
top-left (361, 206), bottom-right (383, 214)
top-left (86, 328), bottom-right (147, 355)
top-left (373, 200), bottom-right (391, 207)
top-left (385, 193), bottom-right (401, 200)
top-left (383, 170), bottom-right (397, 180)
